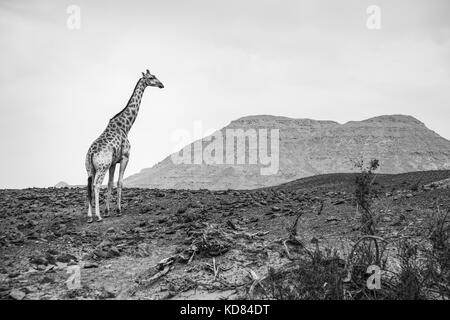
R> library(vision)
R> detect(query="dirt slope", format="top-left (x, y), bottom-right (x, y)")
top-left (1, 170), bottom-right (449, 300)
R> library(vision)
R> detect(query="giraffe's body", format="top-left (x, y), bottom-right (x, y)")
top-left (85, 70), bottom-right (164, 223)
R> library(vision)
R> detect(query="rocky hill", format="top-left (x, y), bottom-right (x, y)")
top-left (54, 181), bottom-right (70, 188)
top-left (124, 114), bottom-right (450, 190)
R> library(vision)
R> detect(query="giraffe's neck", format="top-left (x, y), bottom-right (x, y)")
top-left (111, 78), bottom-right (146, 133)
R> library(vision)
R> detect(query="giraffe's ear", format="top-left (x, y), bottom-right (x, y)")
top-left (142, 72), bottom-right (145, 77)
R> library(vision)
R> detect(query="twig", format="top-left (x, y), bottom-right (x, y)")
top-left (188, 250), bottom-right (196, 264)
top-left (213, 258), bottom-right (219, 280)
top-left (283, 239), bottom-right (292, 259)
top-left (146, 265), bottom-right (171, 284)
top-left (317, 200), bottom-right (325, 216)
top-left (246, 269), bottom-right (268, 299)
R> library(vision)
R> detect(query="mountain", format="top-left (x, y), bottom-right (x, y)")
top-left (124, 114), bottom-right (450, 190)
top-left (54, 181), bottom-right (70, 188)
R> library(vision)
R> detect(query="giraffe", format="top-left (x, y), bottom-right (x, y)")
top-left (85, 69), bottom-right (164, 223)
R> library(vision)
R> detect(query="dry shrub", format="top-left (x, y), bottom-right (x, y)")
top-left (382, 209), bottom-right (449, 300)
top-left (190, 224), bottom-right (234, 257)
top-left (263, 247), bottom-right (346, 300)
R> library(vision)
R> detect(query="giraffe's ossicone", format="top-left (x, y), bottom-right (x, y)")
top-left (85, 69), bottom-right (164, 223)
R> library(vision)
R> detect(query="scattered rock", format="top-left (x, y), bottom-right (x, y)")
top-left (226, 220), bottom-right (238, 230)
top-left (101, 284), bottom-right (118, 298)
top-left (30, 256), bottom-right (48, 266)
top-left (9, 289), bottom-right (26, 300)
top-left (57, 253), bottom-right (77, 263)
top-left (93, 249), bottom-right (109, 259)
top-left (56, 262), bottom-right (68, 269)
top-left (83, 261), bottom-right (99, 269)
top-left (109, 247), bottom-right (120, 257)
top-left (157, 217), bottom-right (168, 224)
top-left (8, 272), bottom-right (20, 278)
top-left (40, 276), bottom-right (54, 284)
top-left (46, 249), bottom-right (59, 256)
top-left (45, 254), bottom-right (57, 265)
top-left (106, 227), bottom-right (115, 233)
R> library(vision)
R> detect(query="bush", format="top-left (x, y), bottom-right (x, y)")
top-left (263, 247), bottom-right (346, 300)
top-left (353, 159), bottom-right (380, 236)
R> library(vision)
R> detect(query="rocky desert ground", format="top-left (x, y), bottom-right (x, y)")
top-left (1, 170), bottom-right (449, 300)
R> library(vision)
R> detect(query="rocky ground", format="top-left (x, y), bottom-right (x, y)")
top-left (1, 170), bottom-right (449, 300)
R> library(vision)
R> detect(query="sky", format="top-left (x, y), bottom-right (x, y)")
top-left (0, 0), bottom-right (449, 188)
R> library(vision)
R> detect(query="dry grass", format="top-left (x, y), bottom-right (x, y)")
top-left (257, 160), bottom-right (450, 300)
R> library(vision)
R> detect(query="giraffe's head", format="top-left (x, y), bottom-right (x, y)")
top-left (141, 69), bottom-right (164, 89)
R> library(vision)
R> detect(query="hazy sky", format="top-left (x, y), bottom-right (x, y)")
top-left (1, 0), bottom-right (449, 188)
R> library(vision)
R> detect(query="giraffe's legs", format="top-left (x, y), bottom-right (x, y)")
top-left (94, 169), bottom-right (107, 222)
top-left (87, 175), bottom-right (94, 224)
top-left (87, 201), bottom-right (93, 223)
top-left (116, 156), bottom-right (129, 216)
top-left (105, 164), bottom-right (116, 217)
